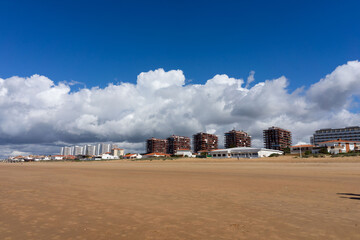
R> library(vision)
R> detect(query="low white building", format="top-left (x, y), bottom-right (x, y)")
top-left (101, 153), bottom-right (116, 160)
top-left (124, 153), bottom-right (142, 159)
top-left (317, 139), bottom-right (360, 154)
top-left (209, 147), bottom-right (283, 158)
top-left (174, 149), bottom-right (194, 157)
top-left (51, 155), bottom-right (64, 160)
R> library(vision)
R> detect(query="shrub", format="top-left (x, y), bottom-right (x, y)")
top-left (269, 153), bottom-right (280, 157)
top-left (319, 148), bottom-right (329, 154)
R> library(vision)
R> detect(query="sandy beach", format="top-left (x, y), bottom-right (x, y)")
top-left (0, 157), bottom-right (359, 239)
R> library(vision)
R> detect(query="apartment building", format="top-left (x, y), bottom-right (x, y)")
top-left (100, 143), bottom-right (113, 154)
top-left (61, 146), bottom-right (74, 156)
top-left (311, 126), bottom-right (360, 146)
top-left (74, 146), bottom-right (84, 155)
top-left (85, 145), bottom-right (97, 156)
top-left (111, 148), bottom-right (124, 158)
top-left (167, 135), bottom-right (191, 154)
top-left (193, 132), bottom-right (218, 153)
top-left (263, 126), bottom-right (292, 151)
top-left (146, 137), bottom-right (168, 154)
top-left (224, 130), bottom-right (251, 148)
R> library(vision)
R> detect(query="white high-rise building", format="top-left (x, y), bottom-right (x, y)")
top-left (74, 146), bottom-right (84, 155)
top-left (85, 145), bottom-right (97, 156)
top-left (96, 143), bottom-right (102, 155)
top-left (63, 146), bottom-right (74, 156)
top-left (101, 143), bottom-right (112, 154)
top-left (60, 147), bottom-right (64, 155)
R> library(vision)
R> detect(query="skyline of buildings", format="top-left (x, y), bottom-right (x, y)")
top-left (60, 143), bottom-right (116, 156)
top-left (57, 125), bottom-right (360, 157)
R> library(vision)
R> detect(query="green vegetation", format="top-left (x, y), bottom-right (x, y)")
top-left (318, 148), bottom-right (329, 154)
top-left (331, 152), bottom-right (360, 158)
top-left (269, 153), bottom-right (281, 157)
top-left (282, 147), bottom-right (290, 155)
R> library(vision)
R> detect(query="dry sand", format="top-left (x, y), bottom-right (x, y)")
top-left (0, 156), bottom-right (360, 239)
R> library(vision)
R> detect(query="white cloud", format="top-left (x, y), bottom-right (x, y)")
top-left (308, 60), bottom-right (360, 110)
top-left (1, 61), bottom-right (360, 157)
top-left (245, 70), bottom-right (255, 88)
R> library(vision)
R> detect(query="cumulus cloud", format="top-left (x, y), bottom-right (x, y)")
top-left (1, 61), bottom-right (360, 157)
top-left (308, 60), bottom-right (360, 110)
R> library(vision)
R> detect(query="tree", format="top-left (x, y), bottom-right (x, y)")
top-left (319, 147), bottom-right (328, 154)
top-left (282, 147), bottom-right (290, 154)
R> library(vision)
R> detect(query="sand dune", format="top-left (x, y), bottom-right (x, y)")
top-left (0, 157), bottom-right (359, 239)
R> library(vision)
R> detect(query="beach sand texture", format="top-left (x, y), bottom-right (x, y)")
top-left (0, 157), bottom-right (359, 239)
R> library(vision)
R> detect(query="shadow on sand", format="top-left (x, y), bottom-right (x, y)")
top-left (337, 193), bottom-right (360, 201)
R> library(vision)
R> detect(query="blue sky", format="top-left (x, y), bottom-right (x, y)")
top-left (1, 0), bottom-right (359, 90)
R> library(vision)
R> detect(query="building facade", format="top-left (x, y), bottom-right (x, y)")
top-left (263, 126), bottom-right (292, 151)
top-left (111, 148), bottom-right (124, 158)
top-left (167, 135), bottom-right (191, 154)
top-left (61, 146), bottom-right (74, 156)
top-left (146, 137), bottom-right (168, 154)
top-left (85, 145), bottom-right (97, 156)
top-left (311, 126), bottom-right (360, 146)
top-left (224, 130), bottom-right (251, 148)
top-left (317, 139), bottom-right (360, 154)
top-left (100, 143), bottom-right (112, 154)
top-left (290, 145), bottom-right (315, 154)
top-left (74, 146), bottom-right (84, 155)
top-left (193, 132), bottom-right (218, 153)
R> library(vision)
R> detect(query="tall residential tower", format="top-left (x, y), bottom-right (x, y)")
top-left (224, 130), bottom-right (251, 148)
top-left (193, 132), bottom-right (218, 153)
top-left (167, 135), bottom-right (191, 154)
top-left (263, 126), bottom-right (292, 151)
top-left (146, 138), bottom-right (168, 154)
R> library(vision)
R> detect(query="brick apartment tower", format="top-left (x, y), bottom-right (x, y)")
top-left (263, 126), bottom-right (292, 150)
top-left (146, 137), bottom-right (168, 154)
top-left (193, 132), bottom-right (218, 153)
top-left (167, 135), bottom-right (191, 155)
top-left (224, 130), bottom-right (251, 148)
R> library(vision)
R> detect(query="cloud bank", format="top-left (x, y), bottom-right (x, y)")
top-left (1, 61), bottom-right (360, 157)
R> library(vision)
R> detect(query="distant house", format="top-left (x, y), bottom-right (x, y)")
top-left (24, 156), bottom-right (35, 162)
top-left (124, 153), bottom-right (142, 159)
top-left (290, 145), bottom-right (315, 154)
top-left (64, 155), bottom-right (76, 160)
top-left (102, 153), bottom-right (116, 160)
top-left (317, 139), bottom-right (360, 154)
top-left (9, 156), bottom-right (25, 162)
top-left (174, 149), bottom-right (194, 157)
top-left (51, 155), bottom-right (64, 160)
